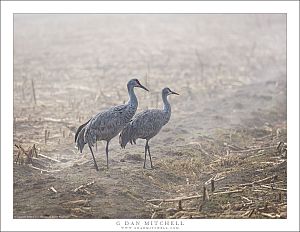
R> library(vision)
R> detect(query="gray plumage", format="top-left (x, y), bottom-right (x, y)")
top-left (119, 87), bottom-right (179, 168)
top-left (75, 79), bottom-right (148, 171)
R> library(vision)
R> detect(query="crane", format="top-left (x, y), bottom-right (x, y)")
top-left (119, 87), bottom-right (179, 168)
top-left (75, 78), bottom-right (149, 171)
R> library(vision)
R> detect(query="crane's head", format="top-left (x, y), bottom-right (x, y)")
top-left (128, 78), bottom-right (149, 91)
top-left (163, 87), bottom-right (179, 96)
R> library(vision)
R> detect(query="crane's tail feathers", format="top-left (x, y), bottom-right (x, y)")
top-left (75, 119), bottom-right (91, 143)
top-left (76, 127), bottom-right (86, 153)
top-left (119, 124), bottom-right (133, 149)
top-left (75, 119), bottom-right (92, 153)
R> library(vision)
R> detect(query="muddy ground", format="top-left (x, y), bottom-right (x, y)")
top-left (13, 14), bottom-right (287, 219)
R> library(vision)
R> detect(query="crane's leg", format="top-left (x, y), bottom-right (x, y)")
top-left (143, 141), bottom-right (147, 169)
top-left (88, 144), bottom-right (99, 171)
top-left (146, 141), bottom-right (153, 169)
top-left (106, 140), bottom-right (110, 169)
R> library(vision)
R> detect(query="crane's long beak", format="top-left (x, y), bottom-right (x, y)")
top-left (139, 84), bottom-right (149, 92)
top-left (171, 90), bottom-right (179, 95)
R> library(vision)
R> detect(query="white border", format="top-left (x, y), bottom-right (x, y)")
top-left (1, 1), bottom-right (299, 231)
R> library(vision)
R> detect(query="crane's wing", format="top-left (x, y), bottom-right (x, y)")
top-left (84, 104), bottom-right (131, 144)
top-left (90, 104), bottom-right (128, 128)
top-left (112, 104), bottom-right (128, 112)
top-left (130, 109), bottom-right (165, 139)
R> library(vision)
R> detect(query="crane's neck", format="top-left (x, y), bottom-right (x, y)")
top-left (127, 85), bottom-right (138, 109)
top-left (162, 93), bottom-right (171, 119)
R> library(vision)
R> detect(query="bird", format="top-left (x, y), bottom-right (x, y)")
top-left (75, 78), bottom-right (149, 171)
top-left (119, 87), bottom-right (179, 169)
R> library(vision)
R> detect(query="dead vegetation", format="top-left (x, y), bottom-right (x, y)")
top-left (14, 144), bottom-right (37, 165)
top-left (146, 129), bottom-right (287, 219)
top-left (14, 143), bottom-right (62, 173)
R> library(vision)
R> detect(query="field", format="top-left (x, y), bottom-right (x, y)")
top-left (13, 14), bottom-right (287, 219)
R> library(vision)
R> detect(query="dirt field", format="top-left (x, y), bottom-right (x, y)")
top-left (13, 14), bottom-right (287, 219)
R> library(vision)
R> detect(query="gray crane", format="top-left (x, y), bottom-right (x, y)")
top-left (75, 79), bottom-right (149, 171)
top-left (119, 87), bottom-right (179, 168)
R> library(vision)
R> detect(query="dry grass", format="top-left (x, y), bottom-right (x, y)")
top-left (147, 125), bottom-right (287, 219)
